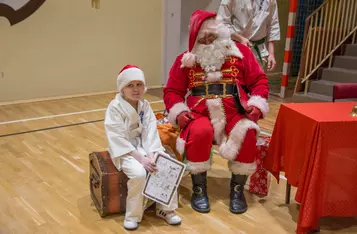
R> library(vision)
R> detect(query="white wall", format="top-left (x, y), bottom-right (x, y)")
top-left (0, 0), bottom-right (164, 103)
top-left (162, 0), bottom-right (182, 85)
top-left (180, 0), bottom-right (221, 52)
top-left (162, 0), bottom-right (221, 83)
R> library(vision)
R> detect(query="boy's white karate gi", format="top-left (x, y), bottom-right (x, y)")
top-left (104, 67), bottom-right (179, 225)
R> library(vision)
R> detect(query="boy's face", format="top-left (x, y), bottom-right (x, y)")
top-left (122, 80), bottom-right (145, 101)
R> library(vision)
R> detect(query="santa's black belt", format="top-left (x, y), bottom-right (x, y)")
top-left (191, 83), bottom-right (234, 97)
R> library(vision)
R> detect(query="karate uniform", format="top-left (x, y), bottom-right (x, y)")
top-left (218, 0), bottom-right (281, 64)
top-left (104, 94), bottom-right (178, 222)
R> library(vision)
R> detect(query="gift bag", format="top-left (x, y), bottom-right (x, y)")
top-left (248, 136), bottom-right (271, 196)
top-left (155, 112), bottom-right (183, 162)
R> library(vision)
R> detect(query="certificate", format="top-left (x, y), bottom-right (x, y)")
top-left (142, 152), bottom-right (186, 207)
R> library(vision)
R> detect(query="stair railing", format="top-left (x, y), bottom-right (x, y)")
top-left (294, 0), bottom-right (357, 94)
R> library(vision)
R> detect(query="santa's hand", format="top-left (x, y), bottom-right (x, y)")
top-left (267, 54), bottom-right (276, 71)
top-left (177, 111), bottom-right (195, 129)
top-left (245, 106), bottom-right (262, 122)
top-left (141, 157), bottom-right (157, 173)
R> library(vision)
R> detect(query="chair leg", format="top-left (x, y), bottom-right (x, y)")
top-left (285, 182), bottom-right (291, 204)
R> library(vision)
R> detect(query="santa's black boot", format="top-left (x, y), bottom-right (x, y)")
top-left (191, 172), bottom-right (210, 213)
top-left (230, 173), bottom-right (248, 214)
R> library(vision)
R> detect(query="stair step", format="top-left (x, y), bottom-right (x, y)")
top-left (293, 92), bottom-right (331, 102)
top-left (345, 44), bottom-right (357, 57)
top-left (293, 92), bottom-right (357, 102)
top-left (333, 56), bottom-right (357, 70)
top-left (321, 67), bottom-right (357, 83)
top-left (309, 80), bottom-right (336, 96)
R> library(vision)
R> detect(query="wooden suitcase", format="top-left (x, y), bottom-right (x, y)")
top-left (89, 146), bottom-right (178, 217)
top-left (89, 151), bottom-right (128, 217)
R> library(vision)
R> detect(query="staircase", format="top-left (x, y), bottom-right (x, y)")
top-left (293, 0), bottom-right (357, 102)
top-left (295, 43), bottom-right (357, 102)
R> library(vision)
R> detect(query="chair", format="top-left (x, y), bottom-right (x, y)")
top-left (332, 83), bottom-right (357, 102)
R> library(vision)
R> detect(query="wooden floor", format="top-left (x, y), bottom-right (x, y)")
top-left (1, 89), bottom-right (357, 234)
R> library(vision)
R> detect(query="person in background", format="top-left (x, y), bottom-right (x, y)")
top-left (218, 0), bottom-right (281, 71)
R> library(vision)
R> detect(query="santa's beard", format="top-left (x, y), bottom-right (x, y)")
top-left (193, 21), bottom-right (240, 82)
top-left (194, 39), bottom-right (236, 82)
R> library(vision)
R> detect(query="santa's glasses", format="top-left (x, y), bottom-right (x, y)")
top-left (197, 32), bottom-right (218, 45)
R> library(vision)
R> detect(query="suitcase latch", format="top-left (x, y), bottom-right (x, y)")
top-left (90, 174), bottom-right (100, 188)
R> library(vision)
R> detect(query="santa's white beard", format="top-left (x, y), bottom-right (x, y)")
top-left (194, 39), bottom-right (233, 82)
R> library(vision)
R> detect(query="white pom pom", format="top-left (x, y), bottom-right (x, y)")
top-left (180, 52), bottom-right (196, 68)
top-left (216, 15), bottom-right (223, 23)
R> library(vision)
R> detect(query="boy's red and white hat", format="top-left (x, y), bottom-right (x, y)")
top-left (117, 65), bottom-right (147, 92)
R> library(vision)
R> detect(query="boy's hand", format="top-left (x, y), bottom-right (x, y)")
top-left (148, 152), bottom-right (157, 162)
top-left (141, 157), bottom-right (157, 173)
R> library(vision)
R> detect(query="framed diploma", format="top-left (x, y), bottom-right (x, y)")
top-left (142, 152), bottom-right (186, 207)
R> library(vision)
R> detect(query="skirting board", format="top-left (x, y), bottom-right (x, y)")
top-left (0, 85), bottom-right (165, 106)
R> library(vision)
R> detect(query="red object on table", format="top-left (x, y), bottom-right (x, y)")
top-left (264, 102), bottom-right (357, 234)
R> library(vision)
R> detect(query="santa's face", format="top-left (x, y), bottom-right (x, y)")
top-left (192, 18), bottom-right (238, 81)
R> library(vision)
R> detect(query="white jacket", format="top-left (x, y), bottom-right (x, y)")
top-left (104, 94), bottom-right (164, 168)
top-left (218, 0), bottom-right (281, 57)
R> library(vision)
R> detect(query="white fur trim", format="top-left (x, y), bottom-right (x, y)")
top-left (206, 98), bottom-right (227, 145)
top-left (176, 137), bottom-right (186, 155)
top-left (219, 118), bottom-right (260, 160)
top-left (228, 161), bottom-right (257, 175)
top-left (167, 102), bottom-right (190, 126)
top-left (228, 42), bottom-right (243, 59)
top-left (117, 67), bottom-right (145, 92)
top-left (206, 71), bottom-right (222, 82)
top-left (180, 52), bottom-right (196, 68)
top-left (247, 95), bottom-right (269, 117)
top-left (216, 15), bottom-right (223, 23)
top-left (186, 160), bottom-right (211, 174)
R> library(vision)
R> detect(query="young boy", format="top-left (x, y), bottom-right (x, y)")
top-left (104, 65), bottom-right (182, 230)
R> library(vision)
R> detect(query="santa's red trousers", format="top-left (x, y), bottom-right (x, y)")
top-left (177, 97), bottom-right (259, 174)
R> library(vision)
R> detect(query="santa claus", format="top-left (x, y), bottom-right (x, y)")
top-left (163, 10), bottom-right (269, 214)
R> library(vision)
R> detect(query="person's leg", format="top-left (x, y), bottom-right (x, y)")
top-left (179, 116), bottom-right (214, 213)
top-left (114, 156), bottom-right (147, 230)
top-left (156, 191), bottom-right (182, 225)
top-left (219, 112), bottom-right (259, 214)
top-left (229, 129), bottom-right (258, 213)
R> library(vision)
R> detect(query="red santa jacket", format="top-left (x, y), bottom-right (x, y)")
top-left (163, 43), bottom-right (269, 125)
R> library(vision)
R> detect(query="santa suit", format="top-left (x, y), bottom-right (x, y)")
top-left (105, 86), bottom-right (178, 223)
top-left (164, 34), bottom-right (269, 176)
top-left (163, 9), bottom-right (269, 214)
top-left (218, 0), bottom-right (280, 64)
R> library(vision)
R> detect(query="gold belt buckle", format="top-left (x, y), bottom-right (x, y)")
top-left (202, 83), bottom-right (229, 98)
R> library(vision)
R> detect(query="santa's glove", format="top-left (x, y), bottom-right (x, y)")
top-left (245, 106), bottom-right (262, 122)
top-left (177, 111), bottom-right (195, 129)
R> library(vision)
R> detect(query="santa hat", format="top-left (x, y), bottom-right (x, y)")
top-left (117, 65), bottom-right (147, 92)
top-left (181, 9), bottom-right (217, 68)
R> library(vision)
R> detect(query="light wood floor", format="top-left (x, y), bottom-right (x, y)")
top-left (1, 90), bottom-right (357, 234)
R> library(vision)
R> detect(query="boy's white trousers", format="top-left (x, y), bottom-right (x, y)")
top-left (114, 155), bottom-right (179, 222)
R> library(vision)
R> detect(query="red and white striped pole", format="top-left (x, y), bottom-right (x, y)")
top-left (280, 0), bottom-right (298, 98)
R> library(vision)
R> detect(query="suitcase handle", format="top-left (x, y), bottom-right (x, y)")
top-left (90, 174), bottom-right (100, 188)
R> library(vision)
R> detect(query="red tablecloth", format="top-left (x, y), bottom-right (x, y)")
top-left (264, 102), bottom-right (357, 234)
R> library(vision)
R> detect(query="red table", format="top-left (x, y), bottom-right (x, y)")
top-left (264, 102), bottom-right (357, 234)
